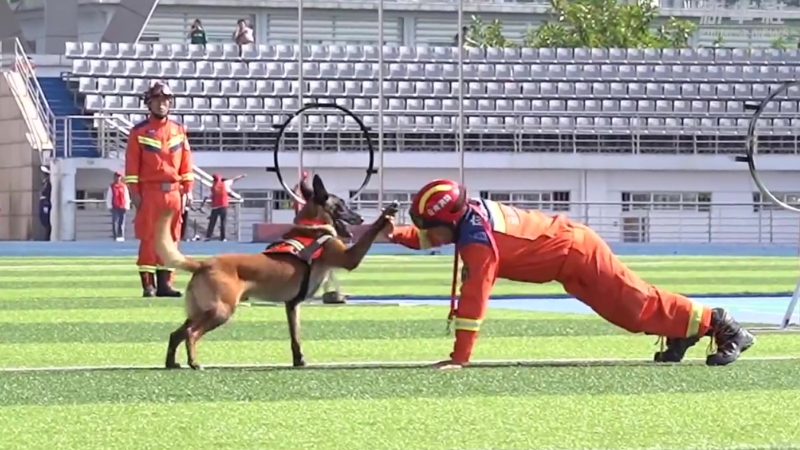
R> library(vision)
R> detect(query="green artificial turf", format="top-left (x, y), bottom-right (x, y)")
top-left (0, 255), bottom-right (798, 450)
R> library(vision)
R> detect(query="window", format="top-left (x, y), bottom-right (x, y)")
top-left (484, 191), bottom-right (571, 211)
top-left (753, 191), bottom-right (800, 212)
top-left (271, 190), bottom-right (293, 211)
top-left (623, 192), bottom-right (712, 212)
top-left (238, 190), bottom-right (269, 209)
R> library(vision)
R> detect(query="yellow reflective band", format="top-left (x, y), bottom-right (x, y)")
top-left (137, 136), bottom-right (161, 148)
top-left (138, 265), bottom-right (156, 273)
top-left (417, 183), bottom-right (454, 215)
top-left (167, 135), bottom-right (185, 149)
top-left (685, 302), bottom-right (705, 337)
top-left (483, 200), bottom-right (507, 233)
top-left (181, 173), bottom-right (194, 181)
top-left (454, 317), bottom-right (482, 332)
top-left (156, 266), bottom-right (175, 272)
top-left (124, 175), bottom-right (139, 183)
top-left (418, 230), bottom-right (431, 249)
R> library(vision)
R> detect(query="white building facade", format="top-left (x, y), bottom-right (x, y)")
top-left (13, 0), bottom-right (800, 243)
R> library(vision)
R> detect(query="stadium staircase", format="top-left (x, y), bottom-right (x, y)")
top-left (38, 76), bottom-right (96, 157)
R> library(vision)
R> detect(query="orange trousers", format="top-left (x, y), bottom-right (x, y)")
top-left (134, 187), bottom-right (183, 273)
top-left (560, 224), bottom-right (712, 338)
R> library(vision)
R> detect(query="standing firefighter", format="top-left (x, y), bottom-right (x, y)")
top-left (125, 81), bottom-right (194, 297)
top-left (384, 179), bottom-right (755, 369)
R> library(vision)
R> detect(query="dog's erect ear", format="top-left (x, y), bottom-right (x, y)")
top-left (299, 178), bottom-right (314, 201)
top-left (311, 174), bottom-right (329, 205)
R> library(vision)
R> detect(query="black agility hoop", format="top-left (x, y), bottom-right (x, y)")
top-left (268, 102), bottom-right (377, 204)
top-left (740, 80), bottom-right (800, 214)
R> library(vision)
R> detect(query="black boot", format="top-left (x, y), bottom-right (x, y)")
top-left (706, 308), bottom-right (755, 366)
top-left (653, 335), bottom-right (702, 363)
top-left (155, 270), bottom-right (182, 298)
top-left (322, 291), bottom-right (348, 304)
top-left (140, 272), bottom-right (156, 298)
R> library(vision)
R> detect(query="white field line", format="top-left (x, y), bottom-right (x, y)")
top-left (0, 356), bottom-right (798, 373)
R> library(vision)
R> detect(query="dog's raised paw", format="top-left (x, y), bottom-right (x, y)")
top-left (188, 362), bottom-right (203, 371)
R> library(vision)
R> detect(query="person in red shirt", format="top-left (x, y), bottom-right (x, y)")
top-left (204, 173), bottom-right (245, 241)
top-left (124, 81), bottom-right (193, 298)
top-left (106, 171), bottom-right (131, 241)
top-left (385, 179), bottom-right (755, 369)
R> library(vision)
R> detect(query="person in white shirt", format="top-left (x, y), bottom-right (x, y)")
top-left (106, 171), bottom-right (131, 242)
top-left (233, 19), bottom-right (254, 56)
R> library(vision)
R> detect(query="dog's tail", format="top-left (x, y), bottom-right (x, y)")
top-left (155, 209), bottom-right (203, 273)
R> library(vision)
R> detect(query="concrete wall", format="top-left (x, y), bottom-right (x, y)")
top-left (0, 71), bottom-right (40, 240)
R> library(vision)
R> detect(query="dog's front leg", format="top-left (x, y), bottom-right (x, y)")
top-left (285, 300), bottom-right (305, 367)
top-left (330, 203), bottom-right (399, 271)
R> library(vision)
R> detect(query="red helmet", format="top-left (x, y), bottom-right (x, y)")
top-left (409, 179), bottom-right (467, 229)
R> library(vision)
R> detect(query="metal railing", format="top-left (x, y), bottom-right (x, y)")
top-left (70, 199), bottom-right (243, 242)
top-left (57, 114), bottom-right (245, 204)
top-left (68, 197), bottom-right (800, 244)
top-left (123, 127), bottom-right (789, 155)
top-left (54, 114), bottom-right (127, 158)
top-left (246, 199), bottom-right (800, 245)
top-left (0, 38), bottom-right (56, 164)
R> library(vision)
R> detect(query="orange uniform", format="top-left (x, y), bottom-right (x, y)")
top-left (124, 117), bottom-right (194, 273)
top-left (390, 198), bottom-right (712, 364)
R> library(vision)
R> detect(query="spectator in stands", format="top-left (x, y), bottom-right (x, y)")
top-left (39, 166), bottom-right (51, 241)
top-left (188, 19), bottom-right (207, 46)
top-left (105, 171), bottom-right (131, 242)
top-left (203, 173), bottom-right (246, 241)
top-left (233, 19), bottom-right (254, 56)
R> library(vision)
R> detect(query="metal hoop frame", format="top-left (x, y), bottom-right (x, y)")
top-left (269, 102), bottom-right (376, 204)
top-left (744, 80), bottom-right (800, 214)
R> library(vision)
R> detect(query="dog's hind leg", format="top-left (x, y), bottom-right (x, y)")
top-left (285, 300), bottom-right (305, 367)
top-left (165, 319), bottom-right (191, 369)
top-left (185, 305), bottom-right (232, 370)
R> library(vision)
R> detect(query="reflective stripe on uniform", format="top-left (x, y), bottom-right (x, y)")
top-left (138, 265), bottom-right (156, 273)
top-left (137, 135), bottom-right (161, 151)
top-left (180, 173), bottom-right (194, 181)
top-left (156, 266), bottom-right (175, 272)
top-left (418, 230), bottom-right (431, 249)
top-left (685, 301), bottom-right (705, 337)
top-left (483, 200), bottom-right (507, 233)
top-left (454, 317), bottom-right (481, 332)
top-left (167, 135), bottom-right (185, 152)
top-left (124, 175), bottom-right (139, 183)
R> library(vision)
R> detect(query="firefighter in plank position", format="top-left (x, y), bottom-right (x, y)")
top-left (384, 179), bottom-right (755, 369)
top-left (125, 81), bottom-right (194, 297)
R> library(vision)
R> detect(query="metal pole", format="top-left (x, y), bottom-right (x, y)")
top-left (378, 0), bottom-right (385, 210)
top-left (297, 0), bottom-right (305, 181)
top-left (457, 0), bottom-right (465, 185)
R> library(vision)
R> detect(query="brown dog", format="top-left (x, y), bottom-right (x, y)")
top-left (154, 174), bottom-right (397, 370)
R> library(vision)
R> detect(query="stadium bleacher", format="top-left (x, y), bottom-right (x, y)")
top-left (62, 42), bottom-right (800, 154)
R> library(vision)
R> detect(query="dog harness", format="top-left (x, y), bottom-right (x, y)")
top-left (263, 228), bottom-right (334, 303)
